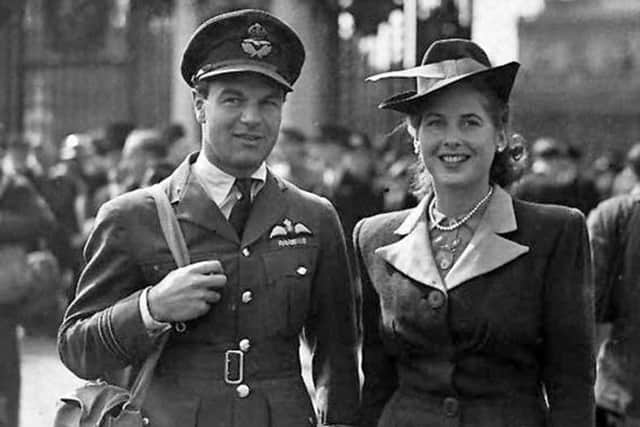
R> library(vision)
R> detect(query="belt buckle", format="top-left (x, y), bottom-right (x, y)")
top-left (224, 350), bottom-right (244, 384)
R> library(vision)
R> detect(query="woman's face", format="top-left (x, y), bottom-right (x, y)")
top-left (415, 83), bottom-right (502, 192)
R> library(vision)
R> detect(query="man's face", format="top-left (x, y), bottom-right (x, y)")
top-left (194, 73), bottom-right (285, 177)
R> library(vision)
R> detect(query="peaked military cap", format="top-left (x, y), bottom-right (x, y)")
top-left (180, 9), bottom-right (305, 92)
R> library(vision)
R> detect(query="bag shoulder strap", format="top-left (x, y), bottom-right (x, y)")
top-left (148, 183), bottom-right (190, 266)
top-left (126, 182), bottom-right (190, 410)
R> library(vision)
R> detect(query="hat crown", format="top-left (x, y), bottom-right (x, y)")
top-left (422, 38), bottom-right (491, 68)
top-left (180, 9), bottom-right (305, 91)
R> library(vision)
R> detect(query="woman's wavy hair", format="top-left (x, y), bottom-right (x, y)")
top-left (405, 80), bottom-right (527, 200)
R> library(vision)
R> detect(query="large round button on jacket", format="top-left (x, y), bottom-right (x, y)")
top-left (427, 290), bottom-right (445, 309)
top-left (443, 397), bottom-right (459, 417)
top-left (241, 290), bottom-right (253, 303)
top-left (239, 338), bottom-right (251, 352)
top-left (236, 384), bottom-right (251, 398)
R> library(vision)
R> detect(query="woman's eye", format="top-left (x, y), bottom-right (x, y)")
top-left (463, 118), bottom-right (481, 127)
top-left (222, 97), bottom-right (241, 105)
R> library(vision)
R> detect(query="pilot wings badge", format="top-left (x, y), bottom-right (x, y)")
top-left (241, 23), bottom-right (272, 59)
top-left (270, 218), bottom-right (313, 247)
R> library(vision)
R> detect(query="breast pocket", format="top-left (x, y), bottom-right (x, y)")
top-left (261, 247), bottom-right (318, 336)
top-left (139, 251), bottom-right (217, 286)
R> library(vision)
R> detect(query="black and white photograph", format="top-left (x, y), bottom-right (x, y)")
top-left (0, 0), bottom-right (639, 426)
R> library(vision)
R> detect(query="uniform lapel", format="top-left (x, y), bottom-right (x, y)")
top-left (375, 198), bottom-right (447, 292)
top-left (445, 186), bottom-right (529, 290)
top-left (169, 154), bottom-right (238, 243)
top-left (242, 171), bottom-right (287, 247)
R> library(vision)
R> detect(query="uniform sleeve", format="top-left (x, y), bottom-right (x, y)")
top-left (57, 201), bottom-right (157, 380)
top-left (543, 209), bottom-right (595, 427)
top-left (586, 201), bottom-right (621, 323)
top-left (303, 198), bottom-right (361, 425)
top-left (354, 218), bottom-right (397, 427)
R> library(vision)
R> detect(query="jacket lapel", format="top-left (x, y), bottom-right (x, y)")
top-left (374, 186), bottom-right (529, 293)
top-left (375, 198), bottom-right (447, 292)
top-left (445, 186), bottom-right (529, 290)
top-left (168, 154), bottom-right (238, 243)
top-left (242, 171), bottom-right (288, 247)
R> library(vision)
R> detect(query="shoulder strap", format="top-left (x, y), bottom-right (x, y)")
top-left (126, 182), bottom-right (190, 410)
top-left (148, 183), bottom-right (190, 266)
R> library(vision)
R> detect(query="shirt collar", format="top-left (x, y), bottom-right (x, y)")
top-left (192, 152), bottom-right (267, 206)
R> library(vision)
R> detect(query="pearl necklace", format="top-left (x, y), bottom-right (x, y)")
top-left (429, 186), bottom-right (494, 232)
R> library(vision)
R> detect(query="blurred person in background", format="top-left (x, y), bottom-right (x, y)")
top-left (268, 126), bottom-right (312, 188)
top-left (92, 128), bottom-right (170, 211)
top-left (313, 124), bottom-right (352, 198)
top-left (511, 136), bottom-right (600, 216)
top-left (1, 134), bottom-right (30, 176)
top-left (592, 149), bottom-right (625, 201)
top-left (587, 148), bottom-right (640, 427)
top-left (610, 143), bottom-right (640, 197)
top-left (161, 122), bottom-right (187, 167)
top-left (375, 125), bottom-right (420, 212)
top-left (331, 130), bottom-right (384, 257)
top-left (0, 134), bottom-right (68, 336)
top-left (355, 38), bottom-right (594, 426)
top-left (0, 126), bottom-right (56, 427)
top-left (53, 133), bottom-right (101, 297)
top-left (117, 128), bottom-right (168, 191)
top-left (93, 122), bottom-right (136, 181)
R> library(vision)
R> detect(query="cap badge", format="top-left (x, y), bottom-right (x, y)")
top-left (241, 23), bottom-right (272, 59)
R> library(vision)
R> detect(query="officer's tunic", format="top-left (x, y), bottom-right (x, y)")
top-left (58, 153), bottom-right (360, 427)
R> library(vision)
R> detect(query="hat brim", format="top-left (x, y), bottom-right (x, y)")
top-left (378, 61), bottom-right (520, 114)
top-left (197, 63), bottom-right (294, 92)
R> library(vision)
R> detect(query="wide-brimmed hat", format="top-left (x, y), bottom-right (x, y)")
top-left (367, 38), bottom-right (520, 114)
top-left (181, 9), bottom-right (305, 92)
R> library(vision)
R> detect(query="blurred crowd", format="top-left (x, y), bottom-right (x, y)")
top-left (2, 119), bottom-right (640, 334)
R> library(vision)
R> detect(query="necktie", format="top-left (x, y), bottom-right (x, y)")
top-left (228, 178), bottom-right (253, 236)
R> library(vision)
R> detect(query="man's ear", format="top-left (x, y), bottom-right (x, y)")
top-left (193, 90), bottom-right (206, 124)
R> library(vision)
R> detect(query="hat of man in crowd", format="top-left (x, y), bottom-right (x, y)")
top-left (181, 9), bottom-right (305, 92)
top-left (366, 38), bottom-right (520, 114)
top-left (59, 133), bottom-right (95, 161)
top-left (530, 137), bottom-right (570, 160)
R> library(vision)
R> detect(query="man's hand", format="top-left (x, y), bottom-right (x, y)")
top-left (147, 260), bottom-right (226, 322)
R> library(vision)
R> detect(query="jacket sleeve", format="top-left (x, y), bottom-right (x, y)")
top-left (303, 198), bottom-right (361, 425)
top-left (57, 200), bottom-right (157, 380)
top-left (543, 209), bottom-right (595, 427)
top-left (354, 218), bottom-right (398, 427)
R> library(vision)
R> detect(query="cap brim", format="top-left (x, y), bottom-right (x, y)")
top-left (197, 63), bottom-right (294, 92)
top-left (378, 62), bottom-right (519, 114)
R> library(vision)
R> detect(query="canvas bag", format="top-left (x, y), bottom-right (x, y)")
top-left (53, 183), bottom-right (189, 427)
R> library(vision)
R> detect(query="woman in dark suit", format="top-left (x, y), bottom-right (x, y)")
top-left (354, 39), bottom-right (595, 427)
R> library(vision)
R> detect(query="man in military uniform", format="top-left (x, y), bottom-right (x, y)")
top-left (58, 9), bottom-right (360, 427)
